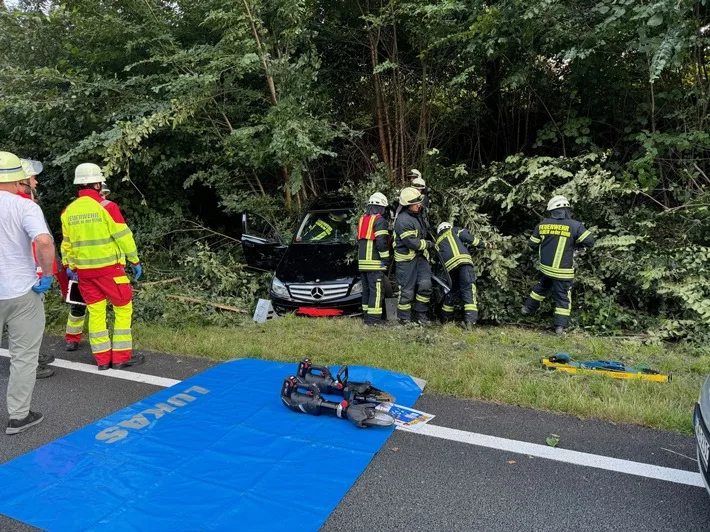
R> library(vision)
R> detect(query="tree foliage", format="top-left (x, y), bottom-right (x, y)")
top-left (1, 0), bottom-right (709, 340)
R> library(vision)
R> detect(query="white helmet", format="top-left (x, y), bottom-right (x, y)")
top-left (437, 222), bottom-right (452, 234)
top-left (0, 151), bottom-right (26, 183)
top-left (74, 163), bottom-right (105, 185)
top-left (368, 192), bottom-right (388, 207)
top-left (547, 195), bottom-right (570, 211)
top-left (412, 176), bottom-right (426, 188)
top-left (399, 187), bottom-right (423, 206)
top-left (20, 159), bottom-right (43, 177)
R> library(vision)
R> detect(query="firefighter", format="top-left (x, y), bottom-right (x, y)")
top-left (394, 187), bottom-right (433, 325)
top-left (357, 193), bottom-right (391, 325)
top-left (61, 163), bottom-right (144, 370)
top-left (522, 195), bottom-right (594, 334)
top-left (64, 183), bottom-right (110, 352)
top-left (395, 169), bottom-right (431, 229)
top-left (436, 222), bottom-right (493, 327)
top-left (301, 212), bottom-right (349, 242)
top-left (18, 159), bottom-right (59, 378)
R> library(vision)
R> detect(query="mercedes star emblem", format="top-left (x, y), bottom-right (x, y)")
top-left (311, 287), bottom-right (324, 299)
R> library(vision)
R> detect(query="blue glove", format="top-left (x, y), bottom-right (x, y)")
top-left (32, 275), bottom-right (53, 294)
top-left (131, 263), bottom-right (142, 281)
top-left (66, 267), bottom-right (78, 281)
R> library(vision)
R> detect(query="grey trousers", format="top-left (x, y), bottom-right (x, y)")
top-left (0, 290), bottom-right (44, 420)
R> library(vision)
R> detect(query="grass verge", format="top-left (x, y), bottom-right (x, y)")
top-left (130, 316), bottom-right (708, 435)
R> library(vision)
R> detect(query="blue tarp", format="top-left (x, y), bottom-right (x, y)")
top-left (0, 359), bottom-right (422, 531)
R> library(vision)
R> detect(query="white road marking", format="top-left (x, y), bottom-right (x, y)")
top-left (0, 348), bottom-right (180, 388)
top-left (1, 348), bottom-right (702, 488)
top-left (412, 423), bottom-right (705, 489)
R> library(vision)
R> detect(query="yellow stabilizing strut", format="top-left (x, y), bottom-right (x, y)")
top-left (541, 356), bottom-right (671, 383)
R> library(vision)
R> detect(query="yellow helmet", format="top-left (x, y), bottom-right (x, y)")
top-left (399, 187), bottom-right (423, 206)
top-left (74, 163), bottom-right (104, 185)
top-left (0, 151), bottom-right (26, 183)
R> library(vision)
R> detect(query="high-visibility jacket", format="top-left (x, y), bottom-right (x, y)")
top-left (528, 217), bottom-right (594, 279)
top-left (436, 227), bottom-right (485, 272)
top-left (16, 190), bottom-right (59, 277)
top-left (61, 189), bottom-right (139, 279)
top-left (393, 210), bottom-right (430, 262)
top-left (357, 213), bottom-right (390, 271)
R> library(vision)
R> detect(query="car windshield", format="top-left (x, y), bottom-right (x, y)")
top-left (295, 210), bottom-right (354, 243)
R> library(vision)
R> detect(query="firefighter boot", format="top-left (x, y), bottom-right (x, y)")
top-left (555, 326), bottom-right (565, 335)
top-left (65, 342), bottom-right (79, 352)
top-left (414, 312), bottom-right (431, 326)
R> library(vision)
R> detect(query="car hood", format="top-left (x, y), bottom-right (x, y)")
top-left (275, 242), bottom-right (357, 283)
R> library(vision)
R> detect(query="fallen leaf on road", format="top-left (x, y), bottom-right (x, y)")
top-left (391, 447), bottom-right (400, 452)
top-left (507, 460), bottom-right (516, 464)
top-left (546, 436), bottom-right (560, 448)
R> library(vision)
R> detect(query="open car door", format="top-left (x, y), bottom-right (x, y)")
top-left (241, 212), bottom-right (287, 272)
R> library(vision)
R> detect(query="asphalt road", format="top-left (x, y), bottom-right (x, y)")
top-left (1, 338), bottom-right (708, 531)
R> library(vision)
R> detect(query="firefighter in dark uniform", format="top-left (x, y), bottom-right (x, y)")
top-left (357, 193), bottom-right (391, 325)
top-left (436, 222), bottom-right (492, 327)
top-left (522, 195), bottom-right (595, 334)
top-left (394, 187), bottom-right (433, 325)
top-left (396, 169), bottom-right (431, 232)
top-left (301, 212), bottom-right (349, 242)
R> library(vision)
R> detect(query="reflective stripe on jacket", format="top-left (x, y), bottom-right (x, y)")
top-left (61, 189), bottom-right (139, 279)
top-left (436, 227), bottom-right (484, 272)
top-left (357, 214), bottom-right (390, 271)
top-left (393, 210), bottom-right (428, 262)
top-left (528, 218), bottom-right (594, 279)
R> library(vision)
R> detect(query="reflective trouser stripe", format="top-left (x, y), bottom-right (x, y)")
top-left (66, 313), bottom-right (85, 335)
top-left (398, 303), bottom-right (412, 310)
top-left (112, 302), bottom-right (133, 363)
top-left (87, 299), bottom-right (111, 365)
top-left (555, 308), bottom-right (571, 316)
top-left (530, 291), bottom-right (545, 302)
top-left (442, 305), bottom-right (454, 313)
top-left (415, 294), bottom-right (430, 303)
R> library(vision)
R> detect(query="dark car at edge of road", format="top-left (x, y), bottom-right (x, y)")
top-left (240, 194), bottom-right (453, 318)
top-left (695, 374), bottom-right (710, 497)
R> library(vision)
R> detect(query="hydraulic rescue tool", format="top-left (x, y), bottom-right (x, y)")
top-left (280, 376), bottom-right (395, 428)
top-left (541, 352), bottom-right (671, 383)
top-left (296, 358), bottom-right (396, 404)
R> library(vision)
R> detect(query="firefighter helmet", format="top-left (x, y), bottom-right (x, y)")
top-left (74, 163), bottom-right (105, 185)
top-left (368, 192), bottom-right (388, 207)
top-left (100, 183), bottom-right (111, 197)
top-left (547, 195), bottom-right (570, 211)
top-left (0, 151), bottom-right (26, 183)
top-left (20, 159), bottom-right (43, 177)
top-left (412, 176), bottom-right (426, 188)
top-left (399, 187), bottom-right (423, 206)
top-left (437, 222), bottom-right (452, 234)
top-left (408, 168), bottom-right (422, 180)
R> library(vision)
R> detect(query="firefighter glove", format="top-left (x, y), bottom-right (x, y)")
top-left (66, 268), bottom-right (78, 281)
top-left (426, 241), bottom-right (435, 250)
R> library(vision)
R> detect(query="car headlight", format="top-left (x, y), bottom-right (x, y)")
top-left (350, 280), bottom-right (363, 294)
top-left (271, 277), bottom-right (290, 298)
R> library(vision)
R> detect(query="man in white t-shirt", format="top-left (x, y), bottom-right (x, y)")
top-left (0, 151), bottom-right (56, 435)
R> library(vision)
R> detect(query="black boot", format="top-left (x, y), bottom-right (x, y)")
top-left (521, 306), bottom-right (532, 315)
top-left (36, 365), bottom-right (55, 379)
top-left (113, 353), bottom-right (145, 370)
top-left (38, 352), bottom-right (55, 365)
top-left (65, 341), bottom-right (78, 352)
top-left (414, 313), bottom-right (431, 326)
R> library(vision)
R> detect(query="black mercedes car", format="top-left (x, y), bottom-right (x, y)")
top-left (241, 196), bottom-right (362, 315)
top-left (241, 195), bottom-right (451, 317)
